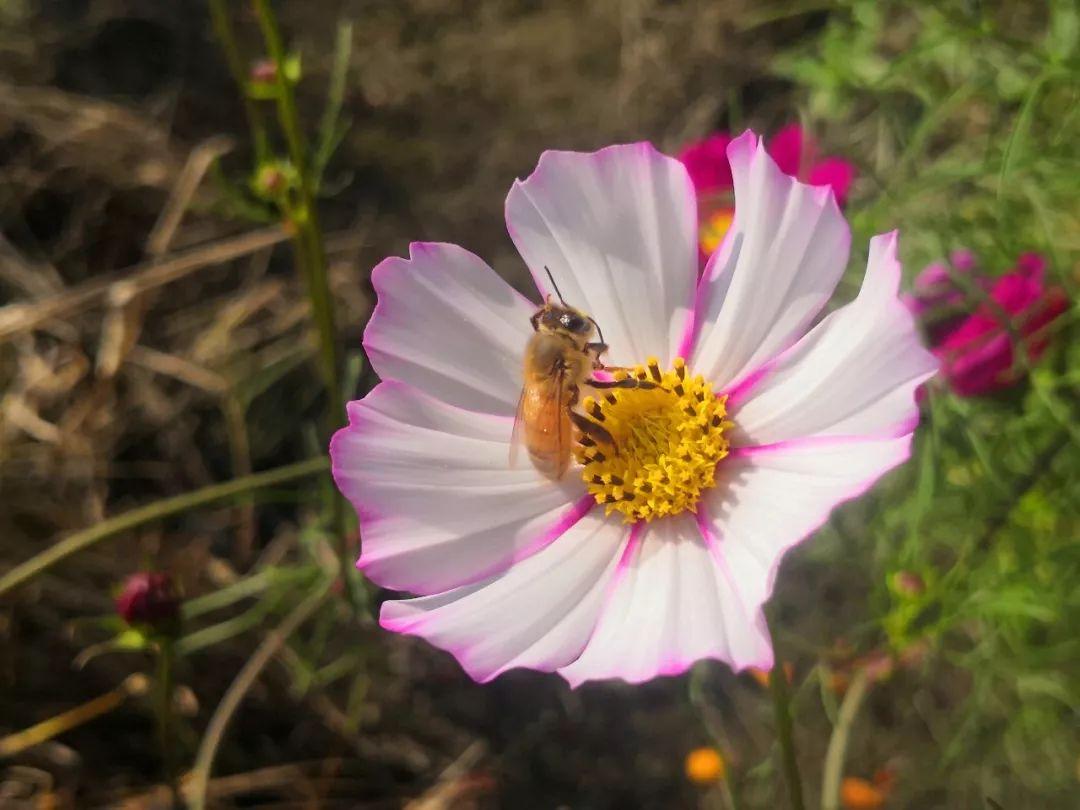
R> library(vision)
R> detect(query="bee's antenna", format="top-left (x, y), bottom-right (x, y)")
top-left (543, 265), bottom-right (604, 342)
top-left (544, 266), bottom-right (568, 306)
top-left (588, 316), bottom-right (606, 346)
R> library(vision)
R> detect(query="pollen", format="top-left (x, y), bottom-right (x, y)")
top-left (575, 357), bottom-right (732, 523)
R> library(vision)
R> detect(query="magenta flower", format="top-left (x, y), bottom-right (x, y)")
top-left (116, 572), bottom-right (180, 631)
top-left (678, 124), bottom-right (857, 258)
top-left (761, 124), bottom-right (857, 207)
top-left (920, 252), bottom-right (1068, 397)
top-left (331, 132), bottom-right (935, 686)
top-left (901, 249), bottom-right (979, 319)
top-left (678, 133), bottom-right (736, 199)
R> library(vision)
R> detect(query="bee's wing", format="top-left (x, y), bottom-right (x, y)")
top-left (555, 370), bottom-right (568, 464)
top-left (508, 386), bottom-right (528, 468)
top-left (508, 372), bottom-right (568, 472)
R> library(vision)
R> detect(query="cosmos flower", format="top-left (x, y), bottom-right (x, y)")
top-left (906, 251), bottom-right (1067, 397)
top-left (678, 124), bottom-right (857, 257)
top-left (684, 746), bottom-right (726, 784)
top-left (840, 775), bottom-right (889, 810)
top-left (331, 131), bottom-right (935, 686)
top-left (900, 249), bottom-right (979, 320)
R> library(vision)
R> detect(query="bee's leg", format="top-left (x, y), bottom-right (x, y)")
top-left (570, 410), bottom-right (614, 446)
top-left (567, 387), bottom-right (614, 445)
top-left (588, 377), bottom-right (658, 390)
top-left (585, 342), bottom-right (659, 384)
top-left (592, 361), bottom-right (643, 375)
top-left (585, 342), bottom-right (609, 370)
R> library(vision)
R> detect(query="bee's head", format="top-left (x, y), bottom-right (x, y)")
top-left (534, 302), bottom-right (595, 339)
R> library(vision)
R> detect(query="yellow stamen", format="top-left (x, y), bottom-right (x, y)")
top-left (576, 357), bottom-right (732, 523)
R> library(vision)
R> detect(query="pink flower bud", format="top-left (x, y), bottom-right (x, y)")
top-left (892, 570), bottom-right (925, 597)
top-left (254, 164), bottom-right (287, 196)
top-left (250, 58), bottom-right (277, 84)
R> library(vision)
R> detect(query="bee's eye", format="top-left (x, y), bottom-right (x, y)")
top-left (560, 313), bottom-right (586, 332)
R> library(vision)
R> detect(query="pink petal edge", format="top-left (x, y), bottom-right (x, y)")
top-left (377, 508), bottom-right (631, 683)
top-left (686, 130), bottom-right (851, 391)
top-left (711, 432), bottom-right (916, 616)
top-left (723, 230), bottom-right (935, 442)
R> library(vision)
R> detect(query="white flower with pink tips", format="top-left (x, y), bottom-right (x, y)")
top-left (331, 131), bottom-right (936, 687)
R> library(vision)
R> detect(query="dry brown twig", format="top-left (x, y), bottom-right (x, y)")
top-left (404, 740), bottom-right (490, 810)
top-left (187, 584), bottom-right (332, 810)
top-left (145, 136), bottom-right (236, 258)
top-left (0, 81), bottom-right (180, 189)
top-left (95, 136), bottom-right (238, 382)
top-left (0, 226), bottom-right (289, 342)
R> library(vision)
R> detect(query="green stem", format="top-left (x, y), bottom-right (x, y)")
top-left (718, 778), bottom-right (740, 810)
top-left (176, 600), bottom-right (278, 657)
top-left (0, 458), bottom-right (329, 597)
top-left (688, 667), bottom-right (742, 810)
top-left (181, 569), bottom-right (277, 619)
top-left (156, 640), bottom-right (180, 808)
top-left (251, 0), bottom-right (341, 415)
top-left (207, 0), bottom-right (270, 160)
top-left (251, 0), bottom-right (349, 588)
top-left (297, 217), bottom-right (341, 423)
top-left (821, 668), bottom-right (870, 810)
top-left (768, 622), bottom-right (806, 810)
top-left (223, 392), bottom-right (256, 565)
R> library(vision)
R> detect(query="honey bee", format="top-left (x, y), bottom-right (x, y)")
top-left (511, 269), bottom-right (652, 479)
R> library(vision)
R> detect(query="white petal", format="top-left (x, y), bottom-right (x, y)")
top-left (363, 242), bottom-right (535, 415)
top-left (505, 143), bottom-right (697, 367)
top-left (558, 514), bottom-right (773, 687)
top-left (380, 510), bottom-right (630, 683)
top-left (330, 381), bottom-right (588, 595)
top-left (732, 232), bottom-right (937, 444)
top-left (690, 131), bottom-right (851, 390)
top-left (701, 435), bottom-right (914, 626)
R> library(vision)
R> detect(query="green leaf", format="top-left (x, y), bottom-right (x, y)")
top-left (313, 22), bottom-right (353, 191)
top-left (1015, 673), bottom-right (1077, 709)
top-left (997, 69), bottom-right (1052, 204)
top-left (1047, 0), bottom-right (1079, 63)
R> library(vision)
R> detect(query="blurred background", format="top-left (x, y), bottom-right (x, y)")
top-left (1, 1), bottom-right (1077, 808)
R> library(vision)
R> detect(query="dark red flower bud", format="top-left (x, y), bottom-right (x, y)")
top-left (116, 572), bottom-right (180, 631)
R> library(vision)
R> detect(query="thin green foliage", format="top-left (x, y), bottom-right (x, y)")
top-left (0, 458), bottom-right (329, 597)
top-left (206, 1), bottom-right (357, 597)
top-left (777, 1), bottom-right (1079, 804)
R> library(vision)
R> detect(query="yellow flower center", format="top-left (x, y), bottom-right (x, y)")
top-left (576, 357), bottom-right (732, 523)
top-left (699, 207), bottom-right (734, 255)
